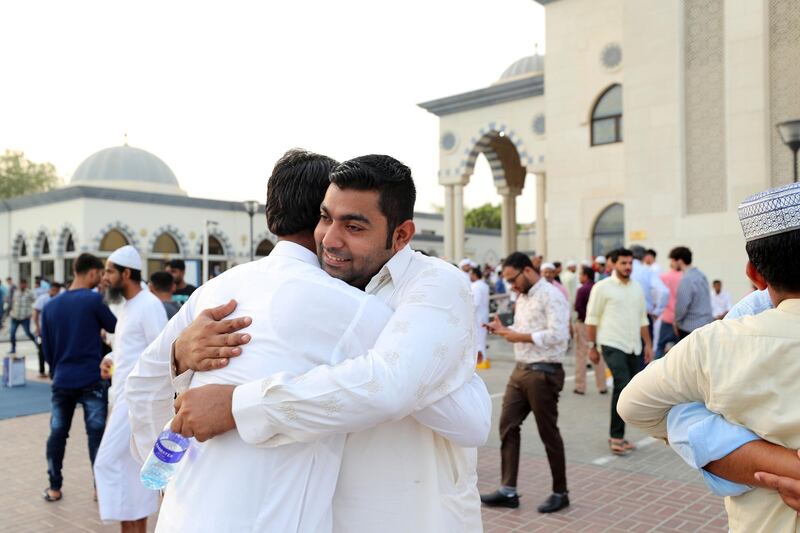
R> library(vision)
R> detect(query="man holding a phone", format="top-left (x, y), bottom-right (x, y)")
top-left (480, 252), bottom-right (571, 513)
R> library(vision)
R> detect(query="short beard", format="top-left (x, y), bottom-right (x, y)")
top-left (106, 286), bottom-right (124, 303)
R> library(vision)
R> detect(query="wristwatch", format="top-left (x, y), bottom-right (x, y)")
top-left (586, 341), bottom-right (596, 349)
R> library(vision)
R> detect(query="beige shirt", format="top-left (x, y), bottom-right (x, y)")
top-left (584, 273), bottom-right (648, 354)
top-left (510, 278), bottom-right (570, 364)
top-left (618, 298), bottom-right (800, 533)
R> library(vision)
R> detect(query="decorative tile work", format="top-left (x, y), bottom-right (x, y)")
top-left (684, 0), bottom-right (726, 214)
top-left (769, 0), bottom-right (800, 187)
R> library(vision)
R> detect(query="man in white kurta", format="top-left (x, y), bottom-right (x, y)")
top-left (128, 152), bottom-right (490, 532)
top-left (470, 266), bottom-right (490, 361)
top-left (165, 155), bottom-right (488, 531)
top-left (618, 183), bottom-right (800, 533)
top-left (94, 246), bottom-right (166, 526)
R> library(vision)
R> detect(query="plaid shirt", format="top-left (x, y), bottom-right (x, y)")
top-left (10, 288), bottom-right (35, 320)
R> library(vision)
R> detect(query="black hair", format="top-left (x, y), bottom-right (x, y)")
top-left (149, 271), bottom-right (175, 293)
top-left (630, 245), bottom-right (646, 260)
top-left (608, 248), bottom-right (633, 262)
top-left (581, 265), bottom-right (595, 280)
top-left (712, 279), bottom-right (721, 285)
top-left (165, 259), bottom-right (186, 272)
top-left (502, 251), bottom-right (535, 272)
top-left (112, 263), bottom-right (142, 283)
top-left (746, 230), bottom-right (800, 292)
top-left (668, 246), bottom-right (693, 265)
top-left (553, 261), bottom-right (562, 269)
top-left (74, 253), bottom-right (104, 274)
top-left (329, 154), bottom-right (416, 248)
top-left (471, 265), bottom-right (483, 279)
top-left (266, 149), bottom-right (339, 237)
top-left (645, 248), bottom-right (657, 258)
top-left (49, 282), bottom-right (62, 290)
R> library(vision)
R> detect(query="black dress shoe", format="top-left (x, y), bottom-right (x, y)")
top-left (537, 492), bottom-right (569, 513)
top-left (480, 490), bottom-right (519, 508)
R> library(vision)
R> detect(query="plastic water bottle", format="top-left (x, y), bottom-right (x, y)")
top-left (140, 422), bottom-right (191, 490)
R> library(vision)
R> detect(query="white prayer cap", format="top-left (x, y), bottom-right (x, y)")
top-left (581, 259), bottom-right (593, 267)
top-left (108, 245), bottom-right (142, 271)
top-left (541, 262), bottom-right (556, 271)
top-left (458, 258), bottom-right (472, 268)
top-left (738, 183), bottom-right (800, 242)
top-left (566, 260), bottom-right (577, 268)
top-left (595, 255), bottom-right (606, 264)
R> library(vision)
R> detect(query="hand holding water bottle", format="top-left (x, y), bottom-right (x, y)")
top-left (140, 420), bottom-right (191, 490)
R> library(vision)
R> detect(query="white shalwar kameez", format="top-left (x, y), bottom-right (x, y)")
top-left (94, 289), bottom-right (166, 522)
top-left (126, 242), bottom-right (491, 533)
top-left (471, 278), bottom-right (490, 358)
top-left (231, 245), bottom-right (490, 532)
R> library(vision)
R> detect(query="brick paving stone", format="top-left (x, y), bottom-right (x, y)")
top-left (1, 359), bottom-right (732, 532)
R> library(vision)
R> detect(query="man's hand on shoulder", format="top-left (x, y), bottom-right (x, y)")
top-left (171, 384), bottom-right (237, 442)
top-left (173, 299), bottom-right (252, 374)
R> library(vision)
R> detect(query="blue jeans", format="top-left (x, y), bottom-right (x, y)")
top-left (9, 317), bottom-right (36, 352)
top-left (46, 381), bottom-right (108, 490)
top-left (656, 322), bottom-right (679, 359)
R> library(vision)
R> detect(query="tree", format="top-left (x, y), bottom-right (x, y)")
top-left (0, 150), bottom-right (61, 199)
top-left (465, 203), bottom-right (501, 229)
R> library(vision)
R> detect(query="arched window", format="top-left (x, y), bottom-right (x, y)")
top-left (255, 239), bottom-right (274, 257)
top-left (20, 240), bottom-right (28, 257)
top-left (592, 203), bottom-right (625, 256)
top-left (41, 236), bottom-right (50, 255)
top-left (99, 230), bottom-right (129, 252)
top-left (153, 233), bottom-right (179, 254)
top-left (591, 84), bottom-right (623, 146)
top-left (199, 236), bottom-right (224, 256)
top-left (65, 233), bottom-right (75, 253)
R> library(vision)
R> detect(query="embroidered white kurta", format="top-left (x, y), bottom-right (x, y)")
top-left (94, 289), bottom-right (166, 522)
top-left (127, 242), bottom-right (490, 532)
top-left (232, 245), bottom-right (486, 532)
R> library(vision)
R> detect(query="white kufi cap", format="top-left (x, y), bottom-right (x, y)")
top-left (108, 245), bottom-right (142, 271)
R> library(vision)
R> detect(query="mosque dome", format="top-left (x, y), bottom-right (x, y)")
top-left (496, 53), bottom-right (545, 83)
top-left (70, 144), bottom-right (186, 195)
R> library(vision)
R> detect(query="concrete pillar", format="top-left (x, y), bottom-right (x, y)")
top-left (453, 184), bottom-right (465, 262)
top-left (31, 260), bottom-right (41, 280)
top-left (499, 187), bottom-right (521, 258)
top-left (54, 259), bottom-right (65, 283)
top-left (535, 173), bottom-right (547, 258)
top-left (443, 185), bottom-right (454, 261)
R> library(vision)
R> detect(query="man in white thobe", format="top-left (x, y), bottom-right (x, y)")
top-left (94, 246), bottom-right (166, 531)
top-left (128, 152), bottom-right (490, 532)
top-left (470, 265), bottom-right (490, 362)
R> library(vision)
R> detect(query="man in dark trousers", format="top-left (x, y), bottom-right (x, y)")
top-left (40, 253), bottom-right (117, 502)
top-left (481, 252), bottom-right (571, 513)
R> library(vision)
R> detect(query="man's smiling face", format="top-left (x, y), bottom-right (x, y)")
top-left (314, 184), bottom-right (395, 290)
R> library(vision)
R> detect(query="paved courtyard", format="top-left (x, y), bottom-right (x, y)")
top-left (0, 336), bottom-right (729, 532)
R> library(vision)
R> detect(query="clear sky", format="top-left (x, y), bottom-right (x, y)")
top-left (0, 0), bottom-right (545, 221)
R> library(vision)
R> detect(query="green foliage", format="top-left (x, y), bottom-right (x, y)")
top-left (465, 203), bottom-right (501, 229)
top-left (0, 150), bottom-right (61, 199)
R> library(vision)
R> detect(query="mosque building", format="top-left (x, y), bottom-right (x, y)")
top-left (419, 0), bottom-right (800, 297)
top-left (0, 144), bottom-right (508, 286)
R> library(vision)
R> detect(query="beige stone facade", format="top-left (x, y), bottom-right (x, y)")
top-left (420, 0), bottom-right (800, 298)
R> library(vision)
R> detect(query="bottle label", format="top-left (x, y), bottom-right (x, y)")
top-left (153, 430), bottom-right (189, 464)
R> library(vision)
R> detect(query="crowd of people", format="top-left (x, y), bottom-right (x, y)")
top-left (454, 242), bottom-right (732, 511)
top-left (2, 149), bottom-right (797, 532)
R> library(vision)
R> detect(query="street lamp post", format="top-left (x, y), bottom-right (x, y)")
top-left (243, 200), bottom-right (260, 262)
top-left (777, 119), bottom-right (800, 183)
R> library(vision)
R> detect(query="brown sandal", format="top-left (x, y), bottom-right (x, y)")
top-left (622, 440), bottom-right (637, 451)
top-left (608, 439), bottom-right (629, 456)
